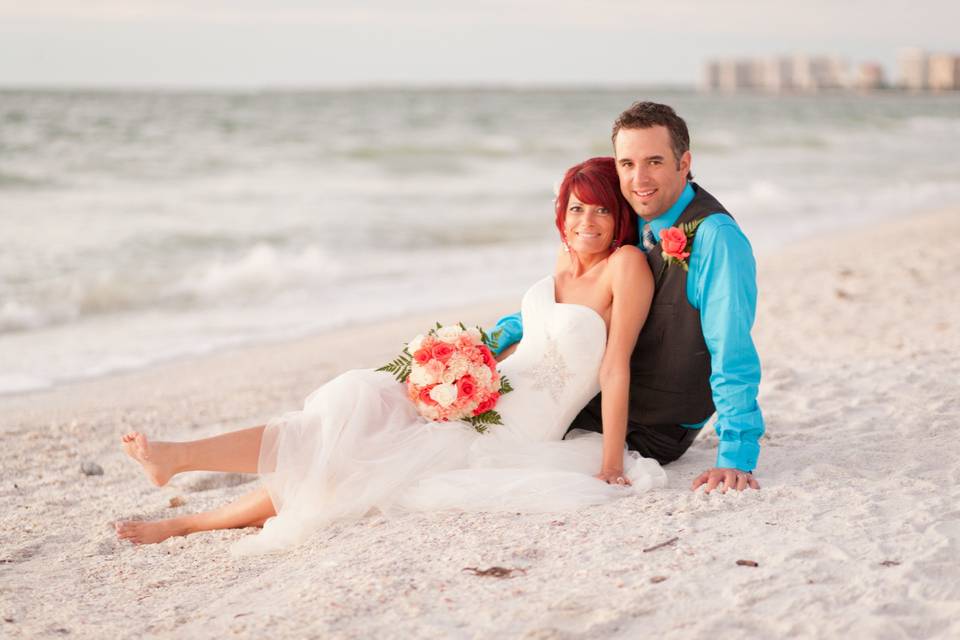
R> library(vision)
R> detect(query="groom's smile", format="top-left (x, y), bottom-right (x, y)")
top-left (614, 126), bottom-right (690, 222)
top-left (631, 188), bottom-right (658, 201)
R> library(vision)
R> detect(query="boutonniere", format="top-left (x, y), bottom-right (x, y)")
top-left (659, 218), bottom-right (704, 272)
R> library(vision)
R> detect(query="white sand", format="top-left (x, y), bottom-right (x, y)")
top-left (2, 209), bottom-right (959, 638)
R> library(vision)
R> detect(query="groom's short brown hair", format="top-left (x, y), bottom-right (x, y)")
top-left (612, 102), bottom-right (692, 179)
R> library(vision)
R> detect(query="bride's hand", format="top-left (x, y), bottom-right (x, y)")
top-left (595, 468), bottom-right (632, 486)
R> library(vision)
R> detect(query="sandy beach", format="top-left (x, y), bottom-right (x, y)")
top-left (2, 207), bottom-right (959, 639)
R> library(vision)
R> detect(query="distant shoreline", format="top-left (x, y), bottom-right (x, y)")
top-left (0, 83), bottom-right (699, 93)
top-left (2, 84), bottom-right (957, 96)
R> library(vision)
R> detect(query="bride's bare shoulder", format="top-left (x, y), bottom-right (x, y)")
top-left (608, 245), bottom-right (650, 278)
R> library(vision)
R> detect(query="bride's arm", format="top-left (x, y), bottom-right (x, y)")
top-left (495, 342), bottom-right (518, 362)
top-left (596, 246), bottom-right (653, 484)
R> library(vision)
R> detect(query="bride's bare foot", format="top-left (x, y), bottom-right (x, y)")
top-left (121, 432), bottom-right (180, 486)
top-left (114, 519), bottom-right (187, 545)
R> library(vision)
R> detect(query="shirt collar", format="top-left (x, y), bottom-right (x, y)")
top-left (644, 182), bottom-right (695, 239)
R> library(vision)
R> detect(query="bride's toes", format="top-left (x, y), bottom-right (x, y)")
top-left (114, 519), bottom-right (181, 545)
top-left (121, 432), bottom-right (174, 487)
top-left (114, 520), bottom-right (143, 543)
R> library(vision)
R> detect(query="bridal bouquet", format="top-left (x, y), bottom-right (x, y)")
top-left (377, 323), bottom-right (512, 432)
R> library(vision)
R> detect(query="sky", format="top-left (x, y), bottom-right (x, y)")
top-left (1, 1), bottom-right (957, 88)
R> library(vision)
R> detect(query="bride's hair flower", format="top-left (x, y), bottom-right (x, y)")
top-left (377, 322), bottom-right (513, 432)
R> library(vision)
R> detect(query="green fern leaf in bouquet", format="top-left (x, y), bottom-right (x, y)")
top-left (375, 348), bottom-right (412, 383)
top-left (467, 410), bottom-right (505, 433)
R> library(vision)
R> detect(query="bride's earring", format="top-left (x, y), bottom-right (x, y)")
top-left (562, 241), bottom-right (570, 253)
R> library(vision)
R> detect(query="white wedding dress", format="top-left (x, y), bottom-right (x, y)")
top-left (231, 276), bottom-right (666, 555)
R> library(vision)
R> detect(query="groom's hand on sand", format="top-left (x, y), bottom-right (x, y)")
top-left (691, 467), bottom-right (760, 493)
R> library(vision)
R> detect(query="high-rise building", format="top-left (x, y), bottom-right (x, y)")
top-left (702, 61), bottom-right (722, 92)
top-left (763, 57), bottom-right (796, 92)
top-left (928, 53), bottom-right (960, 91)
top-left (705, 56), bottom-right (804, 92)
top-left (715, 59), bottom-right (756, 92)
top-left (808, 57), bottom-right (848, 90)
top-left (899, 48), bottom-right (929, 90)
top-left (791, 56), bottom-right (814, 91)
top-left (856, 63), bottom-right (886, 91)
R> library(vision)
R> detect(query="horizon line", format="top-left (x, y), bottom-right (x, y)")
top-left (0, 81), bottom-right (698, 93)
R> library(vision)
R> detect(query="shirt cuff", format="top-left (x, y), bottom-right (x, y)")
top-left (489, 317), bottom-right (522, 355)
top-left (714, 409), bottom-right (764, 472)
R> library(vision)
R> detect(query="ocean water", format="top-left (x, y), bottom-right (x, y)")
top-left (2, 88), bottom-right (959, 394)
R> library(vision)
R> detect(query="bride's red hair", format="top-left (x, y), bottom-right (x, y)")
top-left (554, 157), bottom-right (638, 249)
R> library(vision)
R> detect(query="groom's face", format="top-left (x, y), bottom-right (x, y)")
top-left (614, 126), bottom-right (691, 222)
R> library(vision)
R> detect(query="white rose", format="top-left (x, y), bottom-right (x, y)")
top-left (441, 370), bottom-right (457, 385)
top-left (429, 382), bottom-right (458, 408)
top-left (446, 353), bottom-right (469, 379)
top-left (407, 334), bottom-right (426, 352)
top-left (472, 365), bottom-right (492, 386)
top-left (410, 364), bottom-right (437, 386)
top-left (465, 327), bottom-right (482, 344)
top-left (436, 325), bottom-right (463, 344)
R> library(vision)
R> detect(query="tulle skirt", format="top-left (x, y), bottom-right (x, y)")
top-left (230, 370), bottom-right (665, 556)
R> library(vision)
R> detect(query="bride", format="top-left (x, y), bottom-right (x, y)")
top-left (115, 156), bottom-right (665, 554)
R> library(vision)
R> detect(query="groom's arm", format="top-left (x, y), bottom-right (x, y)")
top-left (489, 312), bottom-right (523, 356)
top-left (689, 216), bottom-right (765, 475)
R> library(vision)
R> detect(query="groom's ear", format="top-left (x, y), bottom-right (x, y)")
top-left (677, 150), bottom-right (691, 176)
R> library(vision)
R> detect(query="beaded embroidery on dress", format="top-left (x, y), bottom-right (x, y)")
top-left (518, 335), bottom-right (574, 402)
top-left (231, 276), bottom-right (666, 556)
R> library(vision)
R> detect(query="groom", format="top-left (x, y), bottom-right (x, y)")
top-left (493, 101), bottom-right (763, 493)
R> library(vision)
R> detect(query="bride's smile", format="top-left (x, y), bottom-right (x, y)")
top-left (563, 195), bottom-right (615, 256)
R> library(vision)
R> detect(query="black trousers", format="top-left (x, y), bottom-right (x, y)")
top-left (566, 409), bottom-right (701, 465)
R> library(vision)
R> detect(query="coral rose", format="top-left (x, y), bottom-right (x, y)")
top-left (457, 375), bottom-right (477, 401)
top-left (419, 384), bottom-right (437, 405)
top-left (472, 394), bottom-right (498, 416)
top-left (480, 345), bottom-right (497, 368)
top-left (412, 347), bottom-right (432, 365)
top-left (431, 342), bottom-right (455, 363)
top-left (659, 227), bottom-right (690, 260)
